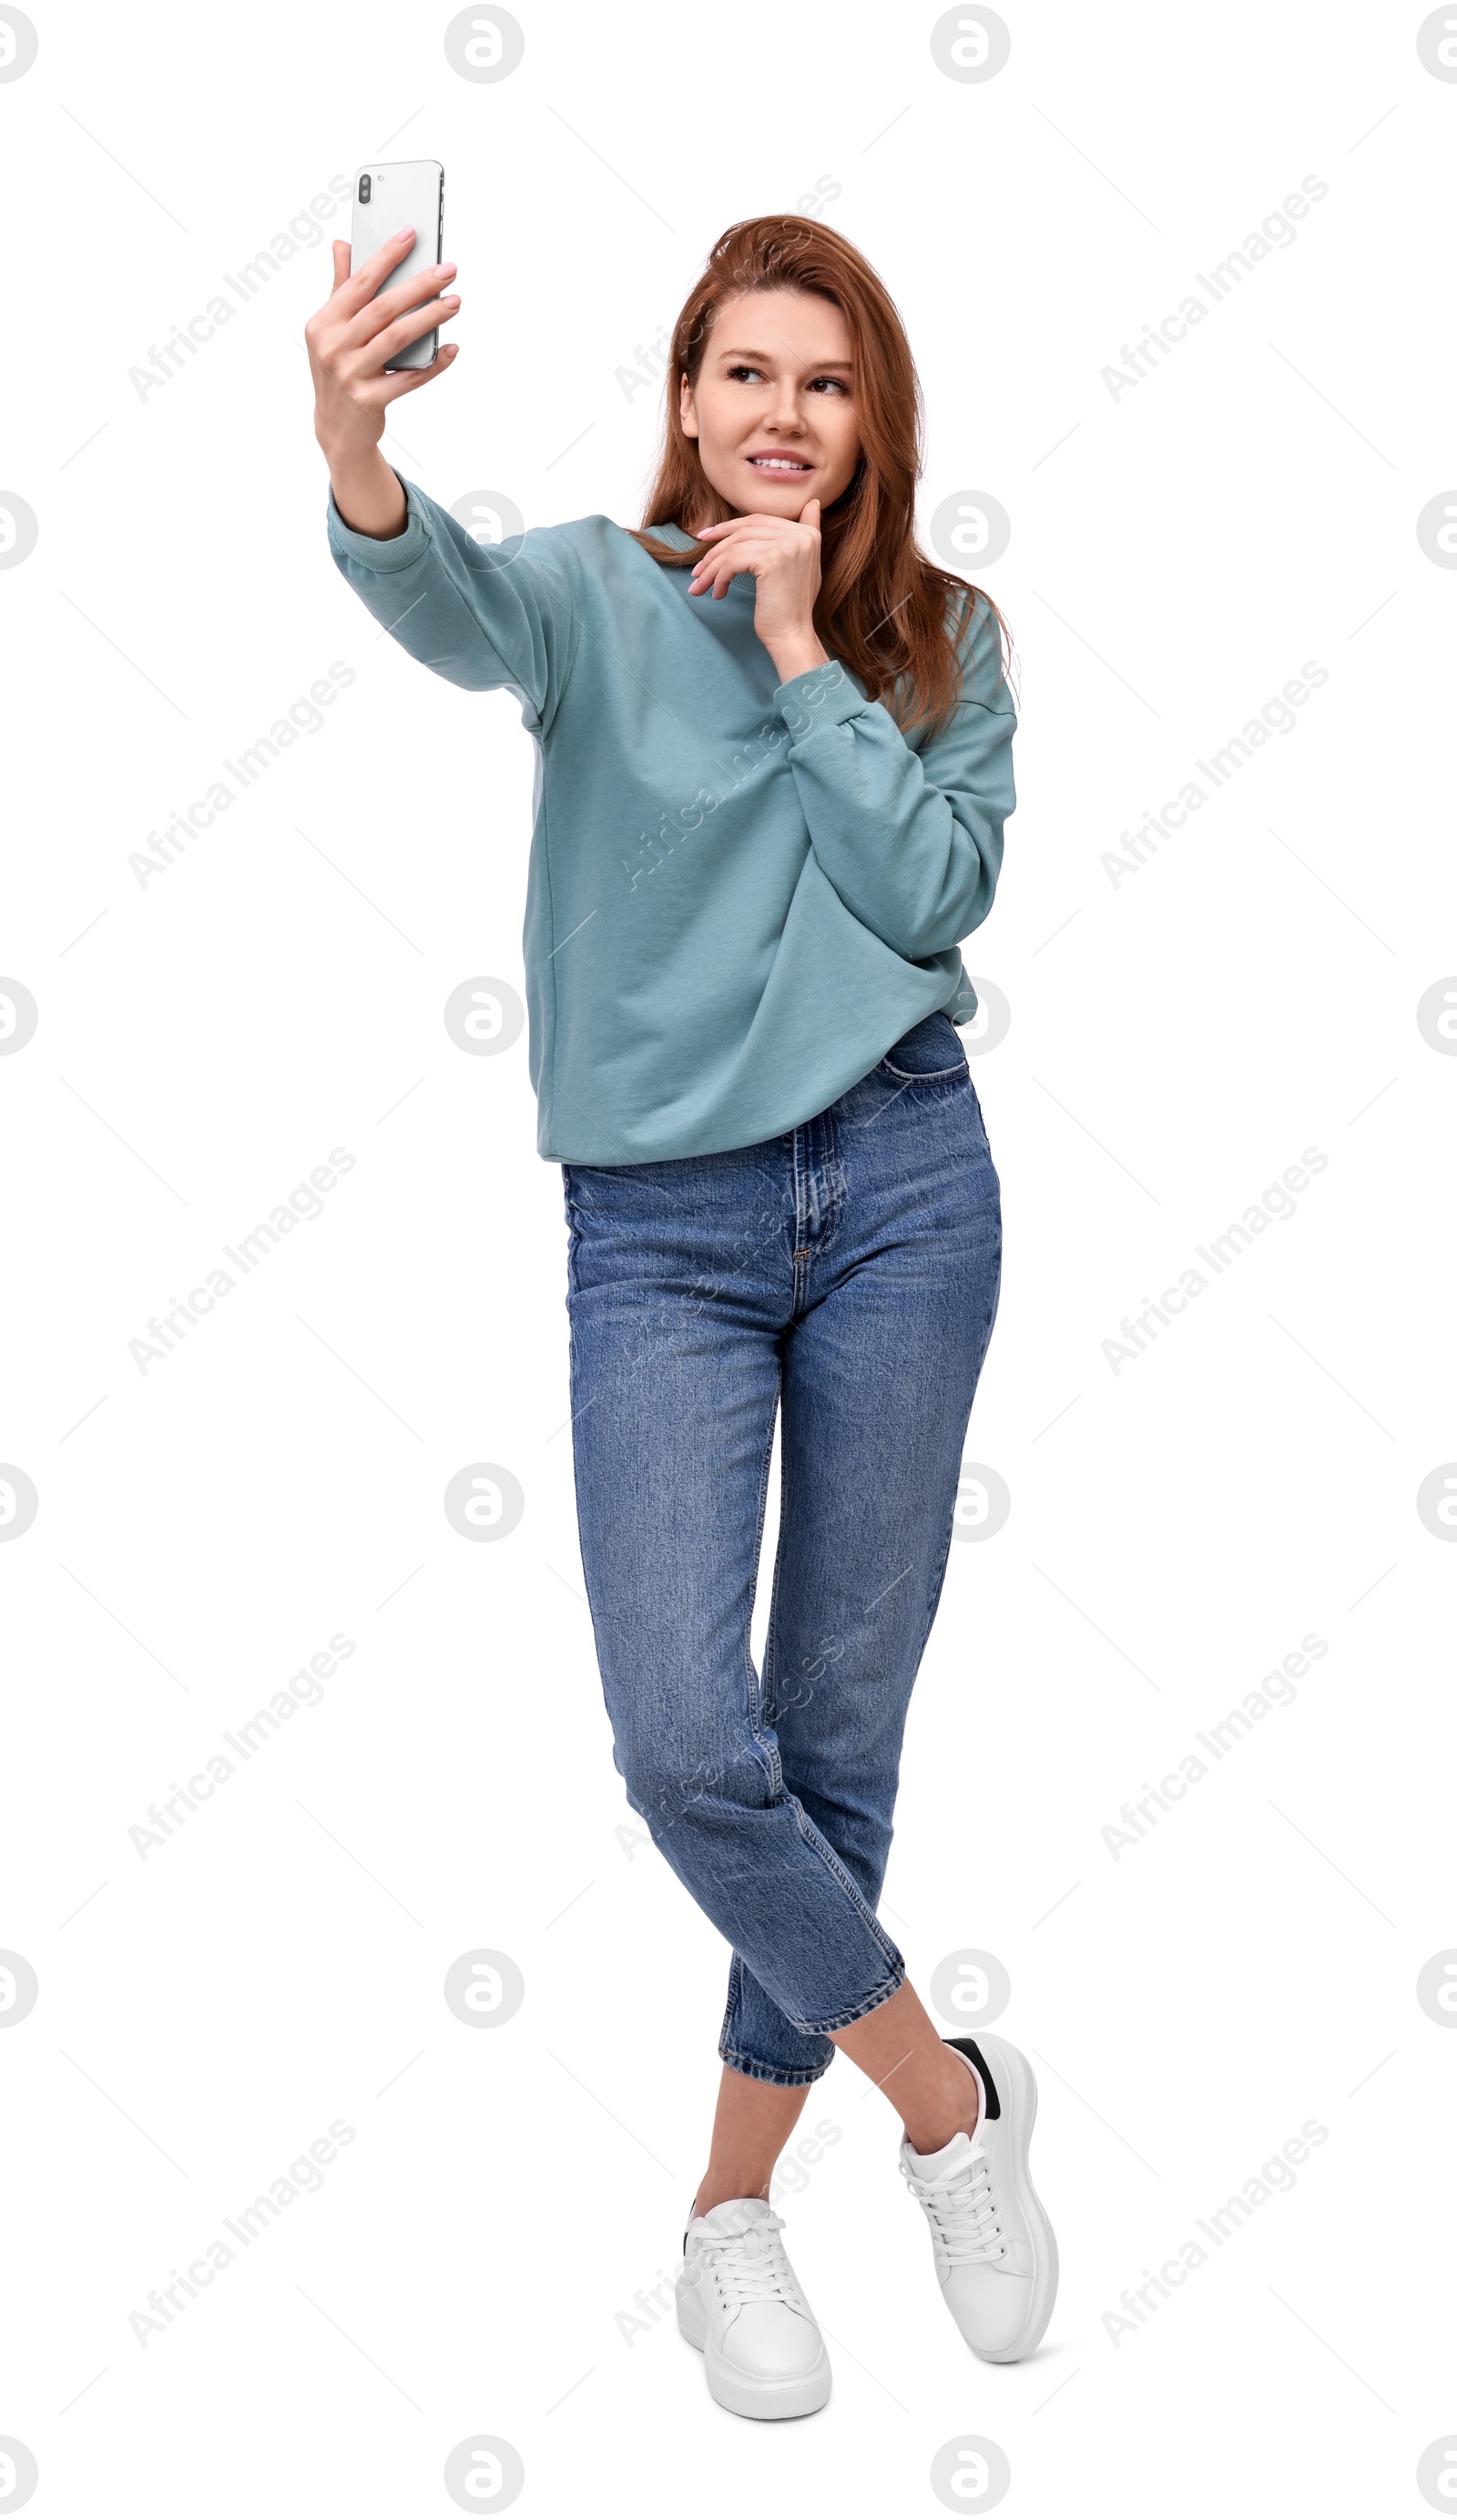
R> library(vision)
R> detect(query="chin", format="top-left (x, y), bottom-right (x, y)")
top-left (740, 472), bottom-right (815, 503)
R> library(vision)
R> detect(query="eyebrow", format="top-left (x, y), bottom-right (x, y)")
top-left (716, 346), bottom-right (854, 371)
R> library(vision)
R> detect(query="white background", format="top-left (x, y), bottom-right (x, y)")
top-left (3, 2), bottom-right (1455, 2514)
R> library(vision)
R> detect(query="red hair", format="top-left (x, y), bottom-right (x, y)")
top-left (630, 215), bottom-right (1014, 737)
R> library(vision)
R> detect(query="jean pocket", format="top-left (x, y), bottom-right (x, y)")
top-left (877, 1011), bottom-right (969, 1084)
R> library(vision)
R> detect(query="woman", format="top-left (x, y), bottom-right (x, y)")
top-left (308, 211), bottom-right (1056, 2420)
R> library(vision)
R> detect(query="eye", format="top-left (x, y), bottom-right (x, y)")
top-left (727, 363), bottom-right (765, 383)
top-left (808, 376), bottom-right (849, 395)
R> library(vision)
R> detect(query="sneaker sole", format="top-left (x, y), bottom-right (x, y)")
top-left (957, 2032), bottom-right (1059, 2362)
top-left (676, 2281), bottom-right (832, 2420)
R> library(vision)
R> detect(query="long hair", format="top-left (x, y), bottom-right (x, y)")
top-left (629, 215), bottom-right (1014, 738)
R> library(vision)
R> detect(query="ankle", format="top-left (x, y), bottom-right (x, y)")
top-left (692, 2171), bottom-right (771, 2221)
top-left (902, 2054), bottom-right (980, 2156)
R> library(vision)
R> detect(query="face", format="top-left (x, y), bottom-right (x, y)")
top-left (679, 288), bottom-right (861, 520)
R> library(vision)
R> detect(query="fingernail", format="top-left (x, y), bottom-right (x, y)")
top-left (392, 225), bottom-right (413, 239)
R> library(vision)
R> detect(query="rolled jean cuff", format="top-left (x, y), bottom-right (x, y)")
top-left (793, 1957), bottom-right (906, 2040)
top-left (718, 1959), bottom-right (906, 2086)
top-left (718, 2045), bottom-right (834, 2088)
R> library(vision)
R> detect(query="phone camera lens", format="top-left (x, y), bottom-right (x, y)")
top-left (358, 174), bottom-right (372, 204)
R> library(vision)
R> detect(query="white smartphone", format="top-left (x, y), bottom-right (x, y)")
top-left (350, 159), bottom-right (445, 371)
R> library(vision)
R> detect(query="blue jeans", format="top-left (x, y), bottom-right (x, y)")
top-left (563, 1013), bottom-right (1003, 2086)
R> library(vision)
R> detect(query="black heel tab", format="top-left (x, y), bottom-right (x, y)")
top-left (945, 2036), bottom-right (1000, 2119)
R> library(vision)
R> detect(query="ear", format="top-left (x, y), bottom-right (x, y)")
top-left (678, 371), bottom-right (698, 441)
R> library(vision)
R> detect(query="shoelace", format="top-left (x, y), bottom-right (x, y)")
top-left (690, 2208), bottom-right (803, 2310)
top-left (901, 2143), bottom-right (1007, 2266)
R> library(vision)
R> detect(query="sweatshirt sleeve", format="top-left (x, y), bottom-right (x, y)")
top-left (326, 475), bottom-right (583, 735)
top-left (771, 595), bottom-right (1015, 963)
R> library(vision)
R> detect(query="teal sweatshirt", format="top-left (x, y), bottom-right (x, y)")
top-left (327, 480), bottom-right (1016, 1164)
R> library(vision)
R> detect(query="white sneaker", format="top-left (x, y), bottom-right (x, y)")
top-left (899, 2035), bottom-right (1058, 2362)
top-left (676, 2196), bottom-right (831, 2419)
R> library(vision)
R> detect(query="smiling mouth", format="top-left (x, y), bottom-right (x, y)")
top-left (748, 454), bottom-right (813, 472)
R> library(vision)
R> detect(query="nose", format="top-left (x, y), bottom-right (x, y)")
top-left (766, 382), bottom-right (807, 432)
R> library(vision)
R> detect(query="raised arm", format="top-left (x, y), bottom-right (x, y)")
top-left (307, 229), bottom-right (578, 724)
top-left (306, 227), bottom-right (461, 537)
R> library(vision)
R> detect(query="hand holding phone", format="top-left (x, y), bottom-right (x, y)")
top-left (304, 159), bottom-right (458, 539)
top-left (350, 161), bottom-right (445, 369)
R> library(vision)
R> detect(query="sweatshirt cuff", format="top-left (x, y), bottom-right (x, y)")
top-left (774, 658), bottom-right (869, 739)
top-left (326, 474), bottom-right (433, 573)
